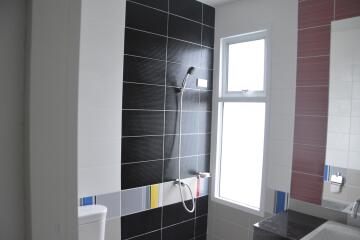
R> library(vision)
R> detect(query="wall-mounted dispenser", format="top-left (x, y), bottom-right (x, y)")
top-left (330, 173), bottom-right (344, 193)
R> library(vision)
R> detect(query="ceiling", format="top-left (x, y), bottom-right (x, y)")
top-left (198, 0), bottom-right (239, 7)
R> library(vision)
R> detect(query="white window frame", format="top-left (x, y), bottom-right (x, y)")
top-left (210, 30), bottom-right (270, 217)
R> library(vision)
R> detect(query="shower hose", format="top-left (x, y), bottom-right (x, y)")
top-left (176, 86), bottom-right (196, 213)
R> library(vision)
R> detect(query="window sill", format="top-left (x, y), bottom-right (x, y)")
top-left (210, 195), bottom-right (265, 217)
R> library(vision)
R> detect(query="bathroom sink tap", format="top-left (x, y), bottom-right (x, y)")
top-left (351, 199), bottom-right (360, 218)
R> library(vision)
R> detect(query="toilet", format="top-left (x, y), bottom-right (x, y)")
top-left (78, 205), bottom-right (107, 240)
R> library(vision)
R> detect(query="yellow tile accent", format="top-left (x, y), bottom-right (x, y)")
top-left (150, 184), bottom-right (159, 209)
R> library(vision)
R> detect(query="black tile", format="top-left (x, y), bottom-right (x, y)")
top-left (163, 158), bottom-right (178, 181)
top-left (167, 39), bottom-right (202, 67)
top-left (129, 0), bottom-right (168, 12)
top-left (201, 47), bottom-right (214, 69)
top-left (202, 26), bottom-right (214, 48)
top-left (203, 5), bottom-right (215, 27)
top-left (180, 156), bottom-right (198, 178)
top-left (169, 15), bottom-right (202, 44)
top-left (121, 208), bottom-right (162, 239)
top-left (198, 134), bottom-right (211, 155)
top-left (180, 134), bottom-right (199, 157)
top-left (166, 63), bottom-right (198, 89)
top-left (197, 155), bottom-right (210, 173)
top-left (199, 91), bottom-right (212, 111)
top-left (122, 136), bottom-right (164, 164)
top-left (122, 110), bottom-right (164, 136)
top-left (125, 28), bottom-right (166, 60)
top-left (166, 87), bottom-right (199, 111)
top-left (123, 83), bottom-right (165, 110)
top-left (126, 2), bottom-right (168, 35)
top-left (164, 134), bottom-right (179, 159)
top-left (164, 134), bottom-right (199, 159)
top-left (162, 219), bottom-right (195, 240)
top-left (169, 0), bottom-right (202, 22)
top-left (195, 235), bottom-right (207, 240)
top-left (124, 55), bottom-right (166, 85)
top-left (163, 200), bottom-right (195, 227)
top-left (121, 160), bottom-right (163, 189)
top-left (128, 230), bottom-right (162, 240)
top-left (195, 215), bottom-right (207, 237)
top-left (198, 112), bottom-right (211, 133)
top-left (164, 156), bottom-right (198, 181)
top-left (196, 196), bottom-right (208, 217)
top-left (165, 111), bottom-right (199, 135)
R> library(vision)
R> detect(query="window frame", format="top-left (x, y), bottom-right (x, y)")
top-left (210, 30), bottom-right (270, 217)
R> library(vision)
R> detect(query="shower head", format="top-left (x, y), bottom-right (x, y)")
top-left (187, 66), bottom-right (195, 76)
top-left (179, 67), bottom-right (196, 92)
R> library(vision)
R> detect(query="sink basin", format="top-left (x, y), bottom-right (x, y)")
top-left (301, 221), bottom-right (360, 240)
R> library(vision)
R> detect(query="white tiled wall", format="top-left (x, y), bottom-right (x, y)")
top-left (78, 0), bottom-right (126, 197)
top-left (326, 17), bottom-right (360, 171)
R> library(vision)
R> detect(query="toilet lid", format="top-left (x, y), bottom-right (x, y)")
top-left (78, 205), bottom-right (107, 225)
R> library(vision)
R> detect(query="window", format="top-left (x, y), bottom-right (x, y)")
top-left (211, 31), bottom-right (269, 215)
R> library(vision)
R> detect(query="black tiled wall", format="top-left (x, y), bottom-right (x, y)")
top-left (122, 0), bottom-right (214, 190)
top-left (122, 196), bottom-right (209, 240)
top-left (121, 0), bottom-right (215, 239)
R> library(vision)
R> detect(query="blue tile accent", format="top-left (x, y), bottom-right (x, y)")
top-left (275, 191), bottom-right (286, 213)
top-left (81, 196), bottom-right (94, 206)
top-left (323, 165), bottom-right (329, 182)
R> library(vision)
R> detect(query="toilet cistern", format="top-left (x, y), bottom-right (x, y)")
top-left (78, 205), bottom-right (107, 240)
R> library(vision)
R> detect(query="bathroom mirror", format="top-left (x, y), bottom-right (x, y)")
top-left (322, 16), bottom-right (360, 210)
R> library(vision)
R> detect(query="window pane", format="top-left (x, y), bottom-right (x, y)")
top-left (227, 39), bottom-right (265, 92)
top-left (219, 102), bottom-right (266, 210)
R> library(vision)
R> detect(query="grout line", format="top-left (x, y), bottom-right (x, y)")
top-left (126, 26), bottom-right (165, 38)
top-left (122, 158), bottom-right (164, 165)
top-left (296, 84), bottom-right (329, 88)
top-left (298, 24), bottom-right (331, 31)
top-left (126, 26), bottom-right (214, 50)
top-left (124, 215), bottom-right (207, 240)
top-left (294, 114), bottom-right (328, 117)
top-left (293, 141), bottom-right (326, 148)
top-left (124, 53), bottom-right (215, 71)
top-left (169, 12), bottom-right (215, 29)
top-left (123, 80), bottom-right (213, 91)
top-left (297, 55), bottom-right (330, 59)
top-left (122, 108), bottom-right (212, 112)
top-left (196, 10), bottom-right (202, 217)
top-left (124, 228), bottom-right (161, 240)
top-left (122, 133), bottom-right (211, 138)
top-left (126, 0), bottom-right (215, 29)
top-left (127, 0), bottom-right (168, 14)
top-left (293, 142), bottom-right (326, 148)
top-left (161, 5), bottom-right (170, 239)
top-left (121, 153), bottom-right (210, 165)
top-left (292, 170), bottom-right (324, 178)
top-left (125, 53), bottom-right (167, 62)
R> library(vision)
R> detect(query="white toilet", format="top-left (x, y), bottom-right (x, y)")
top-left (78, 205), bottom-right (107, 240)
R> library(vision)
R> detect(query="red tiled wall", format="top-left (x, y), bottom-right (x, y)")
top-left (291, 0), bottom-right (360, 204)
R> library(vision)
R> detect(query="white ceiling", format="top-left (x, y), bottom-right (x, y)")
top-left (198, 0), bottom-right (239, 7)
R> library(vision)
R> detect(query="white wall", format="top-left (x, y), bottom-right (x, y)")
top-left (28, 0), bottom-right (82, 239)
top-left (0, 1), bottom-right (26, 239)
top-left (209, 0), bottom-right (297, 239)
top-left (78, 0), bottom-right (125, 197)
